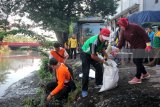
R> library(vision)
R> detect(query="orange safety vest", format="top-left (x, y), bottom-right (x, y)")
top-left (50, 48), bottom-right (66, 63)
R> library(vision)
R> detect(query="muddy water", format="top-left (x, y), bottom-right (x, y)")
top-left (0, 50), bottom-right (41, 98)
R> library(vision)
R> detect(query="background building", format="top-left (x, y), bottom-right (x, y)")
top-left (109, 0), bottom-right (160, 35)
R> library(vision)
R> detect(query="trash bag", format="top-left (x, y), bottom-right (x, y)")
top-left (99, 59), bottom-right (119, 92)
top-left (79, 69), bottom-right (95, 78)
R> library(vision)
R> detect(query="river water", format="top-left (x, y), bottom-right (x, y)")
top-left (0, 50), bottom-right (41, 97)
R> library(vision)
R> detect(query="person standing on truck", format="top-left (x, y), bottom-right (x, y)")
top-left (80, 28), bottom-right (110, 97)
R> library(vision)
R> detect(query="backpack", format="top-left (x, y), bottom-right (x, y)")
top-left (65, 64), bottom-right (74, 79)
top-left (65, 64), bottom-right (77, 92)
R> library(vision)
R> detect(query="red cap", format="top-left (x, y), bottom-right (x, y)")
top-left (100, 28), bottom-right (110, 36)
top-left (117, 18), bottom-right (129, 28)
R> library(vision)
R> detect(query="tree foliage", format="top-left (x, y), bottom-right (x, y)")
top-left (0, 0), bottom-right (22, 30)
top-left (0, 0), bottom-right (118, 42)
top-left (20, 0), bottom-right (118, 32)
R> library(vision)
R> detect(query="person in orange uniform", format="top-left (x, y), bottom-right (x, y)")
top-left (49, 42), bottom-right (69, 63)
top-left (46, 58), bottom-right (72, 101)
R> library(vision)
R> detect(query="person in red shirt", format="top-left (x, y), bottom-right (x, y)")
top-left (46, 58), bottom-right (72, 102)
top-left (114, 18), bottom-right (151, 84)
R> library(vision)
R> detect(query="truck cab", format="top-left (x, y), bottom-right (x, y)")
top-left (76, 17), bottom-right (106, 46)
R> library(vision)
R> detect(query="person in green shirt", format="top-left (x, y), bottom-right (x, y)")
top-left (80, 28), bottom-right (110, 97)
top-left (152, 26), bottom-right (160, 66)
top-left (146, 26), bottom-right (160, 67)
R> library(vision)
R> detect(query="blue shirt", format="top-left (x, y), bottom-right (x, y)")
top-left (148, 31), bottom-right (154, 47)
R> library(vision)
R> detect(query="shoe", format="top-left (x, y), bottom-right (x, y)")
top-left (141, 73), bottom-right (151, 79)
top-left (145, 60), bottom-right (156, 67)
top-left (128, 77), bottom-right (142, 84)
top-left (82, 91), bottom-right (88, 97)
top-left (94, 85), bottom-right (102, 89)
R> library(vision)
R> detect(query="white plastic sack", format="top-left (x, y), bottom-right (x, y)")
top-left (99, 59), bottom-right (119, 92)
top-left (79, 69), bottom-right (95, 78)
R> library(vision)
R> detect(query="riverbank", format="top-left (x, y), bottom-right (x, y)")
top-left (0, 58), bottom-right (160, 107)
top-left (0, 71), bottom-right (40, 107)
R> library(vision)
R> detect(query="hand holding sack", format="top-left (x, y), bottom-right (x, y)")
top-left (110, 48), bottom-right (120, 57)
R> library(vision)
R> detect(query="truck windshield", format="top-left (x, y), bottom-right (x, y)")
top-left (81, 23), bottom-right (105, 36)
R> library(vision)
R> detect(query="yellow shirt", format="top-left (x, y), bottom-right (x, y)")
top-left (69, 38), bottom-right (78, 48)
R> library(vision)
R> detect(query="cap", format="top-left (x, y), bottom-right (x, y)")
top-left (100, 28), bottom-right (110, 36)
top-left (49, 58), bottom-right (58, 65)
top-left (117, 18), bottom-right (129, 28)
top-left (100, 28), bottom-right (110, 40)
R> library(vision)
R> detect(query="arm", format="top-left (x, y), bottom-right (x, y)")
top-left (90, 43), bottom-right (105, 63)
top-left (91, 54), bottom-right (105, 63)
top-left (49, 51), bottom-right (53, 59)
top-left (63, 50), bottom-right (69, 63)
top-left (135, 25), bottom-right (151, 52)
top-left (47, 70), bottom-right (65, 101)
top-left (136, 25), bottom-right (150, 43)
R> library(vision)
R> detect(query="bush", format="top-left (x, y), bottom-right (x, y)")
top-left (38, 57), bottom-right (52, 83)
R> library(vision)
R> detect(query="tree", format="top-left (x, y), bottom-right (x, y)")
top-left (20, 0), bottom-right (118, 33)
top-left (1, 0), bottom-right (118, 43)
top-left (0, 0), bottom-right (48, 43)
top-left (0, 0), bottom-right (21, 30)
top-left (0, 0), bottom-right (22, 42)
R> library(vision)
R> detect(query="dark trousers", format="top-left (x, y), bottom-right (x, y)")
top-left (144, 50), bottom-right (154, 63)
top-left (45, 81), bottom-right (71, 100)
top-left (132, 49), bottom-right (147, 79)
top-left (70, 48), bottom-right (77, 59)
top-left (133, 58), bottom-right (147, 79)
top-left (154, 48), bottom-right (160, 65)
top-left (81, 52), bottom-right (103, 91)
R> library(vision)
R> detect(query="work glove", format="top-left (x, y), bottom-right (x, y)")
top-left (145, 42), bottom-right (152, 52)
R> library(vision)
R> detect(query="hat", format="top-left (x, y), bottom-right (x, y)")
top-left (49, 58), bottom-right (58, 65)
top-left (117, 18), bottom-right (129, 28)
top-left (100, 28), bottom-right (110, 36)
top-left (100, 28), bottom-right (110, 40)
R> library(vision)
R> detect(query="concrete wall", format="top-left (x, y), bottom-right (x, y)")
top-left (143, 0), bottom-right (160, 11)
top-left (114, 0), bottom-right (160, 15)
top-left (109, 0), bottom-right (160, 37)
top-left (115, 0), bottom-right (140, 15)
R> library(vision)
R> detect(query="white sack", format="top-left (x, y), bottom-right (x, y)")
top-left (79, 69), bottom-right (95, 78)
top-left (99, 59), bottom-right (119, 92)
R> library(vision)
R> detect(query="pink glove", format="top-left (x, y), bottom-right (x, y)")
top-left (145, 46), bottom-right (152, 52)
